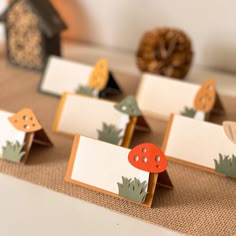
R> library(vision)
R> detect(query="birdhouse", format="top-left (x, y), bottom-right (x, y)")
top-left (0, 0), bottom-right (67, 70)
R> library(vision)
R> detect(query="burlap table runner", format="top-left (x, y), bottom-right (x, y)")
top-left (0, 55), bottom-right (235, 236)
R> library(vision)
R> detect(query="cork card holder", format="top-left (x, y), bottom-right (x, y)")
top-left (65, 135), bottom-right (173, 207)
top-left (162, 114), bottom-right (236, 178)
top-left (39, 56), bottom-right (122, 98)
top-left (0, 108), bottom-right (52, 164)
top-left (136, 73), bottom-right (224, 121)
top-left (53, 93), bottom-right (150, 148)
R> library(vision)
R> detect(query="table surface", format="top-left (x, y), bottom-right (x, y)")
top-left (0, 42), bottom-right (235, 236)
top-left (0, 173), bottom-right (180, 236)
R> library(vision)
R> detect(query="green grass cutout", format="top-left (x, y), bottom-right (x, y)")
top-left (76, 85), bottom-right (95, 97)
top-left (2, 141), bottom-right (25, 163)
top-left (180, 106), bottom-right (196, 118)
top-left (117, 177), bottom-right (148, 203)
top-left (214, 153), bottom-right (236, 178)
top-left (97, 123), bottom-right (123, 145)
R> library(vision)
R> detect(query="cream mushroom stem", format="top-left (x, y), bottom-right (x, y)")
top-left (93, 89), bottom-right (99, 97)
top-left (118, 114), bottom-right (130, 145)
top-left (194, 110), bottom-right (206, 121)
top-left (138, 171), bottom-right (150, 191)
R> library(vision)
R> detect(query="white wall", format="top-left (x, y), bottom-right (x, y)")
top-left (1, 1), bottom-right (236, 71)
top-left (53, 0), bottom-right (236, 72)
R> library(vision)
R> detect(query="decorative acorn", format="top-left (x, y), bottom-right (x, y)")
top-left (136, 27), bottom-right (193, 79)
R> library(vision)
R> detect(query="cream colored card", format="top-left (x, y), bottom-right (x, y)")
top-left (40, 56), bottom-right (93, 96)
top-left (0, 108), bottom-right (52, 163)
top-left (65, 135), bottom-right (173, 207)
top-left (69, 135), bottom-right (149, 194)
top-left (53, 93), bottom-right (131, 146)
top-left (0, 111), bottom-right (25, 157)
top-left (136, 73), bottom-right (208, 120)
top-left (163, 114), bottom-right (236, 174)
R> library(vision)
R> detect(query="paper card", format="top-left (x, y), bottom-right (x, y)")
top-left (53, 93), bottom-right (148, 147)
top-left (136, 73), bottom-right (223, 120)
top-left (39, 56), bottom-right (121, 98)
top-left (65, 135), bottom-right (165, 207)
top-left (0, 111), bottom-right (26, 161)
top-left (0, 109), bottom-right (52, 163)
top-left (162, 114), bottom-right (236, 178)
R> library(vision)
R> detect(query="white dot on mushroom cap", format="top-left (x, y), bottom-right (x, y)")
top-left (155, 156), bottom-right (160, 162)
top-left (22, 115), bottom-right (28, 120)
top-left (121, 106), bottom-right (127, 111)
top-left (200, 97), bottom-right (205, 103)
top-left (134, 155), bottom-right (139, 161)
top-left (24, 124), bottom-right (30, 129)
top-left (142, 157), bottom-right (148, 163)
top-left (142, 148), bottom-right (147, 153)
top-left (207, 85), bottom-right (212, 90)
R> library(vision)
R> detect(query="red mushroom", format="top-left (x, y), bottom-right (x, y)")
top-left (128, 143), bottom-right (167, 173)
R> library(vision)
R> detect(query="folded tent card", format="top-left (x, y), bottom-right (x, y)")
top-left (65, 135), bottom-right (173, 207)
top-left (39, 56), bottom-right (122, 98)
top-left (0, 108), bottom-right (52, 163)
top-left (53, 93), bottom-right (150, 148)
top-left (162, 114), bottom-right (236, 178)
top-left (136, 73), bottom-right (224, 121)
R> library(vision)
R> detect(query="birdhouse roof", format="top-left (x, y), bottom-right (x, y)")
top-left (0, 0), bottom-right (67, 38)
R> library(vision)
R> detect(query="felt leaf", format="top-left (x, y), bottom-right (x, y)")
top-left (2, 141), bottom-right (25, 163)
top-left (8, 108), bottom-right (42, 133)
top-left (214, 153), bottom-right (236, 178)
top-left (88, 59), bottom-right (109, 91)
top-left (194, 80), bottom-right (216, 112)
top-left (97, 122), bottom-right (123, 145)
top-left (117, 176), bottom-right (148, 203)
top-left (114, 96), bottom-right (142, 116)
top-left (223, 121), bottom-right (236, 144)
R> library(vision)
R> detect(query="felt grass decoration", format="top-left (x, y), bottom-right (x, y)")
top-left (76, 85), bottom-right (95, 97)
top-left (180, 106), bottom-right (196, 118)
top-left (2, 141), bottom-right (25, 163)
top-left (214, 153), bottom-right (236, 178)
top-left (97, 123), bottom-right (123, 145)
top-left (117, 177), bottom-right (148, 203)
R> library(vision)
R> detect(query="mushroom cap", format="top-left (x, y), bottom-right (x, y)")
top-left (8, 108), bottom-right (42, 133)
top-left (223, 121), bottom-right (236, 144)
top-left (194, 79), bottom-right (216, 113)
top-left (128, 143), bottom-right (167, 173)
top-left (114, 96), bottom-right (142, 116)
top-left (88, 58), bottom-right (109, 91)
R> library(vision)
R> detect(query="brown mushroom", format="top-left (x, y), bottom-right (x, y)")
top-left (128, 143), bottom-right (167, 173)
top-left (194, 79), bottom-right (216, 113)
top-left (8, 108), bottom-right (42, 132)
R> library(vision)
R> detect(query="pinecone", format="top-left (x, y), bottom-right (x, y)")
top-left (136, 28), bottom-right (193, 79)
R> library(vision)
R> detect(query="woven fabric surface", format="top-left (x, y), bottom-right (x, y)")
top-left (0, 57), bottom-right (235, 236)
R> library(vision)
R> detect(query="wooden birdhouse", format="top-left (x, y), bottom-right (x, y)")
top-left (0, 0), bottom-right (67, 70)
